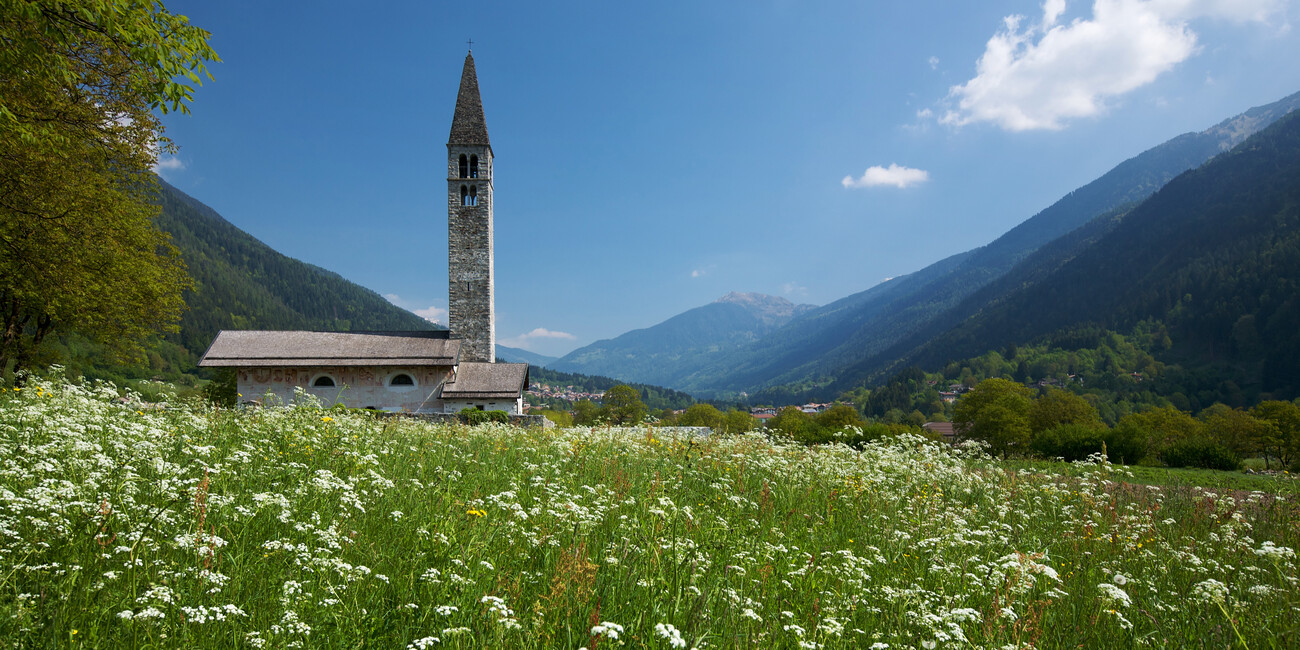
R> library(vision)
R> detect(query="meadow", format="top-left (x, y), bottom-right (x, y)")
top-left (1, 375), bottom-right (1297, 648)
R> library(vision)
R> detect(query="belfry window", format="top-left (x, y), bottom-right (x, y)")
top-left (389, 373), bottom-right (415, 386)
top-left (469, 155), bottom-right (479, 178)
top-left (469, 185), bottom-right (478, 206)
top-left (458, 154), bottom-right (468, 178)
top-left (460, 185), bottom-right (469, 206)
top-left (312, 375), bottom-right (336, 387)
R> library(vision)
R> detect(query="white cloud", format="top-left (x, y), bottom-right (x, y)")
top-left (691, 269), bottom-right (703, 278)
top-left (928, 55), bottom-right (940, 70)
top-left (500, 328), bottom-right (577, 350)
top-left (940, 0), bottom-right (1284, 131)
top-left (841, 163), bottom-right (930, 189)
top-left (152, 155), bottom-right (185, 176)
top-left (781, 282), bottom-right (808, 297)
top-left (385, 293), bottom-right (446, 325)
top-left (413, 306), bottom-right (447, 324)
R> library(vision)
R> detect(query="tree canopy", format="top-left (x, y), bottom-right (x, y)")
top-left (0, 0), bottom-right (218, 375)
top-left (601, 385), bottom-right (647, 425)
top-left (953, 378), bottom-right (1035, 457)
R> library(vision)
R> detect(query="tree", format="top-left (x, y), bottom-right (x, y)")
top-left (953, 378), bottom-right (1034, 457)
top-left (767, 406), bottom-right (816, 441)
top-left (1201, 407), bottom-right (1272, 460)
top-left (1114, 406), bottom-right (1202, 460)
top-left (678, 403), bottom-right (723, 429)
top-left (1250, 401), bottom-right (1300, 469)
top-left (572, 400), bottom-right (601, 425)
top-left (0, 1), bottom-right (218, 375)
top-left (1029, 388), bottom-right (1103, 434)
top-left (601, 385), bottom-right (646, 425)
top-left (720, 409), bottom-right (757, 434)
top-left (815, 404), bottom-right (862, 432)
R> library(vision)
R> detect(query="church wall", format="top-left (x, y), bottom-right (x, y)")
top-left (442, 396), bottom-right (524, 415)
top-left (236, 366), bottom-right (453, 413)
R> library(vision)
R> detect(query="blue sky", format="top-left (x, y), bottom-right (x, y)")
top-left (158, 0), bottom-right (1300, 357)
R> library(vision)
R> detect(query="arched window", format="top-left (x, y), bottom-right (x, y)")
top-left (458, 154), bottom-right (468, 178)
top-left (460, 185), bottom-right (469, 206)
top-left (312, 376), bottom-right (336, 387)
top-left (390, 373), bottom-right (415, 386)
top-left (469, 185), bottom-right (478, 206)
top-left (469, 154), bottom-right (479, 178)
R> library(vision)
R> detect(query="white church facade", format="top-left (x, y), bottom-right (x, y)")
top-left (200, 51), bottom-right (529, 415)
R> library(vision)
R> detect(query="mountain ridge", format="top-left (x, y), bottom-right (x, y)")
top-left (640, 89), bottom-right (1300, 398)
top-left (549, 292), bottom-right (815, 387)
top-left (870, 108), bottom-right (1300, 404)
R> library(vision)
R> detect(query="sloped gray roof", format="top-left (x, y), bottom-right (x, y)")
top-left (199, 330), bottom-right (460, 367)
top-left (448, 51), bottom-right (491, 146)
top-left (441, 362), bottom-right (528, 399)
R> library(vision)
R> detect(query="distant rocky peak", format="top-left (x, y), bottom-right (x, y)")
top-left (716, 291), bottom-right (788, 306)
top-left (714, 292), bottom-right (816, 324)
top-left (1204, 90), bottom-right (1300, 151)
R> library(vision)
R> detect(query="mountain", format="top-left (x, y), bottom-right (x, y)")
top-left (549, 292), bottom-right (816, 387)
top-left (154, 180), bottom-right (436, 363)
top-left (495, 345), bottom-right (558, 367)
top-left (865, 109), bottom-right (1300, 401)
top-left (677, 90), bottom-right (1300, 398)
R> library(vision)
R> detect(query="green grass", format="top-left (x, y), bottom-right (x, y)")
top-left (1006, 458), bottom-right (1300, 495)
top-left (1, 376), bottom-right (1297, 648)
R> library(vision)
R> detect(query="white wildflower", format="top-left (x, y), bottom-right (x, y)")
top-left (655, 622), bottom-right (687, 648)
top-left (591, 621), bottom-right (625, 640)
top-left (1255, 541), bottom-right (1295, 561)
top-left (1192, 579), bottom-right (1229, 605)
top-left (1098, 583), bottom-right (1131, 608)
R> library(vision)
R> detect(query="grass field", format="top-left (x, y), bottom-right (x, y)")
top-left (1, 376), bottom-right (1297, 648)
top-left (1004, 459), bottom-right (1300, 496)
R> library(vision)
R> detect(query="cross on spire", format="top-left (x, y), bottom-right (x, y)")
top-left (466, 39), bottom-right (473, 51)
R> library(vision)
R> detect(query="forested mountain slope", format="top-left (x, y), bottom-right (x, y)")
top-left (155, 180), bottom-right (436, 359)
top-left (683, 90), bottom-right (1300, 398)
top-left (860, 109), bottom-right (1300, 402)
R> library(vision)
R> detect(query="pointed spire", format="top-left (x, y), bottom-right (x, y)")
top-left (448, 51), bottom-right (490, 146)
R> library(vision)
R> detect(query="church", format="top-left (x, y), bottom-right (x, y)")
top-left (200, 51), bottom-right (530, 415)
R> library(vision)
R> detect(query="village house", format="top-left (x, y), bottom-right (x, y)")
top-left (200, 51), bottom-right (529, 415)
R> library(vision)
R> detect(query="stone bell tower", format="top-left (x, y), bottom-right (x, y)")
top-left (447, 50), bottom-right (494, 362)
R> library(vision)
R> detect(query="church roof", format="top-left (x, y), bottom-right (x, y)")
top-left (441, 362), bottom-right (529, 399)
top-left (198, 330), bottom-right (460, 367)
top-left (448, 51), bottom-right (491, 147)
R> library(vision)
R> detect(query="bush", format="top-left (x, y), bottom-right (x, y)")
top-left (204, 368), bottom-right (238, 407)
top-left (1031, 424), bottom-right (1108, 462)
top-left (459, 408), bottom-right (509, 425)
top-left (1161, 438), bottom-right (1242, 471)
top-left (1031, 422), bottom-right (1148, 464)
top-left (536, 409), bottom-right (573, 427)
top-left (1103, 425), bottom-right (1147, 465)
